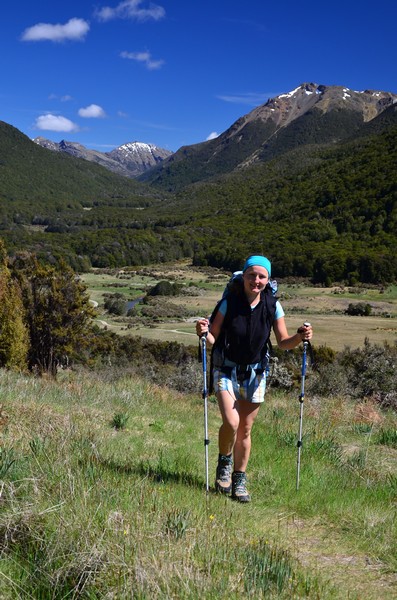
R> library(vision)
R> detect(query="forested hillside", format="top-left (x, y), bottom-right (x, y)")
top-left (0, 106), bottom-right (396, 283)
top-left (139, 85), bottom-right (397, 192)
top-left (182, 120), bottom-right (397, 283)
top-left (0, 121), bottom-right (166, 216)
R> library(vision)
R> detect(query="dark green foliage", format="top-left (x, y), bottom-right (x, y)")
top-left (147, 280), bottom-right (181, 296)
top-left (110, 412), bottom-right (129, 430)
top-left (256, 108), bottom-right (365, 163)
top-left (187, 125), bottom-right (397, 283)
top-left (346, 302), bottom-right (372, 316)
top-left (312, 344), bottom-right (337, 367)
top-left (0, 240), bottom-right (29, 370)
top-left (11, 252), bottom-right (96, 375)
top-left (0, 446), bottom-right (17, 478)
top-left (104, 293), bottom-right (126, 315)
top-left (0, 121), bottom-right (158, 215)
top-left (1, 113), bottom-right (397, 284)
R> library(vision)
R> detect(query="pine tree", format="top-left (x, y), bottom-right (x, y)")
top-left (11, 253), bottom-right (96, 376)
top-left (0, 240), bottom-right (29, 370)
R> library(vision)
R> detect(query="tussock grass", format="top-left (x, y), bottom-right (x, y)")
top-left (1, 369), bottom-right (396, 598)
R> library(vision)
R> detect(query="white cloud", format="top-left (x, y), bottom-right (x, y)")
top-left (206, 132), bottom-right (219, 141)
top-left (21, 18), bottom-right (90, 42)
top-left (216, 92), bottom-right (274, 106)
top-left (34, 114), bottom-right (79, 132)
top-left (95, 0), bottom-right (165, 22)
top-left (48, 94), bottom-right (73, 102)
top-left (120, 50), bottom-right (164, 70)
top-left (78, 104), bottom-right (106, 118)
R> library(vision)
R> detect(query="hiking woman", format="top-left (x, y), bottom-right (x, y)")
top-left (196, 255), bottom-right (312, 502)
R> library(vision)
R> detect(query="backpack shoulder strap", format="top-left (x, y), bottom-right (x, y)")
top-left (258, 283), bottom-right (278, 366)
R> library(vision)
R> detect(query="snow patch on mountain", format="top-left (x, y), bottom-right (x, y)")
top-left (33, 137), bottom-right (173, 178)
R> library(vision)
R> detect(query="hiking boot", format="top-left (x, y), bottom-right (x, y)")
top-left (215, 454), bottom-right (232, 494)
top-left (231, 471), bottom-right (251, 503)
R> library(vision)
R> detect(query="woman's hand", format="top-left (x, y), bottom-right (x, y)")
top-left (297, 322), bottom-right (313, 342)
top-left (196, 318), bottom-right (210, 337)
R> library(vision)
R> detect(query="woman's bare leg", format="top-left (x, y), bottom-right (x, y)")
top-left (233, 400), bottom-right (261, 472)
top-left (216, 390), bottom-right (239, 455)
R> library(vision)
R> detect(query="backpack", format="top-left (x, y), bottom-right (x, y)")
top-left (207, 272), bottom-right (278, 392)
top-left (209, 271), bottom-right (278, 323)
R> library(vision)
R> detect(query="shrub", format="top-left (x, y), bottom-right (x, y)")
top-left (312, 344), bottom-right (337, 367)
top-left (0, 240), bottom-right (29, 370)
top-left (104, 295), bottom-right (126, 315)
top-left (308, 340), bottom-right (397, 409)
top-left (345, 302), bottom-right (372, 316)
top-left (147, 280), bottom-right (181, 296)
top-left (10, 251), bottom-right (96, 376)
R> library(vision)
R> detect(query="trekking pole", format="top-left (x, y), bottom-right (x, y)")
top-left (201, 334), bottom-right (210, 494)
top-left (296, 322), bottom-right (310, 491)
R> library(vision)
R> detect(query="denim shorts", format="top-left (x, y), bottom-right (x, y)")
top-left (213, 365), bottom-right (266, 403)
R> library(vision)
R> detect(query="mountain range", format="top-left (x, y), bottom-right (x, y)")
top-left (31, 83), bottom-right (396, 190)
top-left (138, 82), bottom-right (397, 190)
top-left (1, 82), bottom-right (396, 283)
top-left (33, 137), bottom-right (173, 178)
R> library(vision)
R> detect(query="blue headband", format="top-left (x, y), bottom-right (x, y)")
top-left (242, 255), bottom-right (271, 276)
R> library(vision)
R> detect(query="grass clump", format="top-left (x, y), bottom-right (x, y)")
top-left (242, 538), bottom-right (324, 598)
top-left (0, 446), bottom-right (16, 478)
top-left (110, 410), bottom-right (129, 430)
top-left (375, 427), bottom-right (397, 448)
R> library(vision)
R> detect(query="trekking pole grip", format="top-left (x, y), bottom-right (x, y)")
top-left (299, 324), bottom-right (310, 400)
top-left (201, 333), bottom-right (208, 397)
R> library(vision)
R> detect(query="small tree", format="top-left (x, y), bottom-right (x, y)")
top-left (104, 293), bottom-right (126, 315)
top-left (12, 253), bottom-right (96, 376)
top-left (148, 280), bottom-right (180, 297)
top-left (346, 302), bottom-right (372, 316)
top-left (0, 240), bottom-right (29, 370)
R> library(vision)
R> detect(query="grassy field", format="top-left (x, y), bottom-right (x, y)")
top-left (82, 263), bottom-right (397, 352)
top-left (1, 262), bottom-right (395, 597)
top-left (1, 366), bottom-right (397, 598)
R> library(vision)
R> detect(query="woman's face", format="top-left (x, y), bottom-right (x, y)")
top-left (243, 265), bottom-right (269, 296)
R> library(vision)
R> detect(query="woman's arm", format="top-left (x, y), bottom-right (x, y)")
top-left (273, 317), bottom-right (312, 350)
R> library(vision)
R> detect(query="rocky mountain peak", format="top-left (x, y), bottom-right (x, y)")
top-left (229, 83), bottom-right (396, 169)
top-left (32, 137), bottom-right (173, 178)
top-left (235, 83), bottom-right (397, 135)
top-left (140, 82), bottom-right (397, 190)
top-left (107, 142), bottom-right (172, 169)
top-left (33, 136), bottom-right (59, 152)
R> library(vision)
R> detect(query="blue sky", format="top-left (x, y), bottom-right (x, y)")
top-left (1, 0), bottom-right (396, 152)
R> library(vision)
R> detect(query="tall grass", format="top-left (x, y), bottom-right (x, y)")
top-left (0, 369), bottom-right (396, 598)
